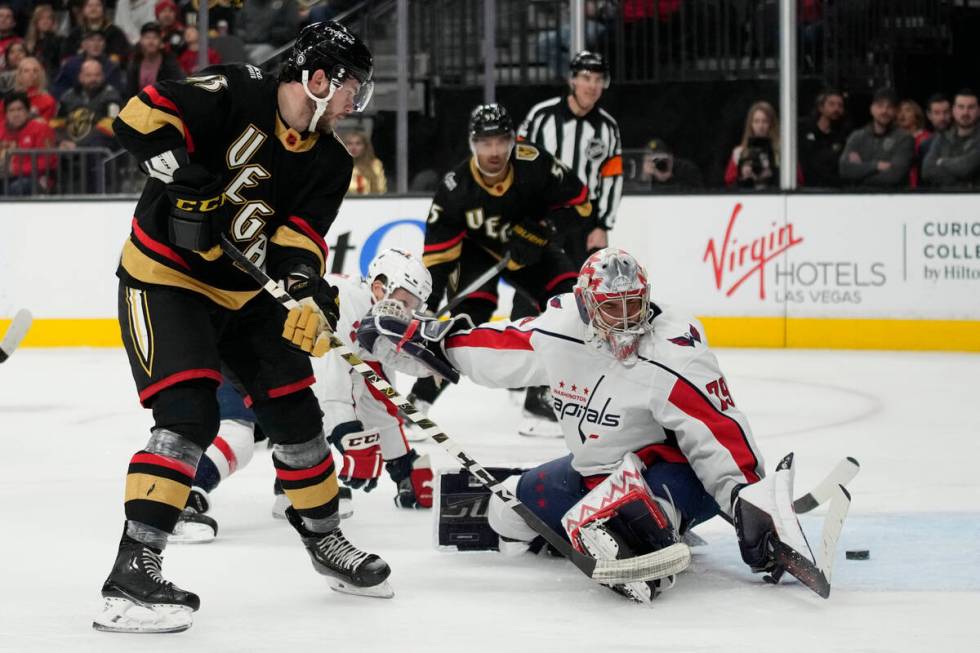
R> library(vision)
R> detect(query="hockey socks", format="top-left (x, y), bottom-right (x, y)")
top-left (192, 418), bottom-right (256, 495)
top-left (273, 437), bottom-right (341, 532)
top-left (124, 430), bottom-right (203, 546)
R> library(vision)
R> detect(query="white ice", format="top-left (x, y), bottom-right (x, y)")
top-left (1, 348), bottom-right (978, 652)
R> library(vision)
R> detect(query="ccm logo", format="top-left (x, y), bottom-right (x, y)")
top-left (345, 432), bottom-right (381, 447)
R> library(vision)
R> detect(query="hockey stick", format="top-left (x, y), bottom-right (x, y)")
top-left (793, 457), bottom-right (860, 513)
top-left (435, 254), bottom-right (511, 318)
top-left (0, 309), bottom-right (33, 364)
top-left (219, 236), bottom-right (689, 585)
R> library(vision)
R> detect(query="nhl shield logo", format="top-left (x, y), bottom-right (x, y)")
top-left (586, 138), bottom-right (607, 161)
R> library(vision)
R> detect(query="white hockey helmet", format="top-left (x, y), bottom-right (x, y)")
top-left (367, 248), bottom-right (432, 312)
top-left (573, 248), bottom-right (651, 363)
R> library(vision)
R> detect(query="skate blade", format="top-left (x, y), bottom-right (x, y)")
top-left (170, 521), bottom-right (216, 544)
top-left (517, 417), bottom-right (563, 438)
top-left (92, 596), bottom-right (193, 633)
top-left (327, 577), bottom-right (394, 599)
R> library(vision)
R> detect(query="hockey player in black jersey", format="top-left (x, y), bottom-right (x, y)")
top-left (94, 22), bottom-right (392, 634)
top-left (407, 103), bottom-right (592, 437)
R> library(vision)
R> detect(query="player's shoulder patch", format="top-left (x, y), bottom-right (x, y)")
top-left (668, 324), bottom-right (703, 348)
top-left (183, 72), bottom-right (229, 93)
top-left (443, 171), bottom-right (458, 191)
top-left (515, 143), bottom-right (539, 161)
top-left (244, 64), bottom-right (264, 80)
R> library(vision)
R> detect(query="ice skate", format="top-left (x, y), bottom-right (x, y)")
top-left (93, 534), bottom-right (200, 633)
top-left (517, 386), bottom-right (562, 437)
top-left (273, 480), bottom-right (352, 519)
top-left (171, 488), bottom-right (217, 543)
top-left (284, 507), bottom-right (393, 598)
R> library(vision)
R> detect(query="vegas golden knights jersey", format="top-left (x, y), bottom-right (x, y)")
top-left (422, 143), bottom-right (592, 304)
top-left (113, 63), bottom-right (353, 310)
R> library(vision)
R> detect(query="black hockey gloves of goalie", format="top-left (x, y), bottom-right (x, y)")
top-left (507, 219), bottom-right (555, 268)
top-left (166, 163), bottom-right (234, 253)
top-left (281, 265), bottom-right (340, 357)
top-left (356, 313), bottom-right (473, 384)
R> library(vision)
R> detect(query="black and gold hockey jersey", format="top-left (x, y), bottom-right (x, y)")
top-left (113, 63), bottom-right (352, 310)
top-left (422, 143), bottom-right (591, 307)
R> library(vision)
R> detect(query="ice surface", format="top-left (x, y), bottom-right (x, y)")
top-left (1, 348), bottom-right (977, 652)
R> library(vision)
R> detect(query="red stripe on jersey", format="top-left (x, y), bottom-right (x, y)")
top-left (423, 230), bottom-right (466, 253)
top-left (276, 454), bottom-right (334, 481)
top-left (550, 184), bottom-right (588, 210)
top-left (287, 216), bottom-right (329, 258)
top-left (667, 380), bottom-right (760, 484)
top-left (130, 452), bottom-right (196, 479)
top-left (465, 291), bottom-right (498, 303)
top-left (634, 443), bottom-right (689, 467)
top-left (131, 218), bottom-right (191, 270)
top-left (446, 326), bottom-right (534, 351)
top-left (143, 85), bottom-right (195, 153)
top-left (544, 271), bottom-right (578, 292)
top-left (138, 368), bottom-right (222, 405)
top-left (267, 375), bottom-right (316, 399)
top-left (212, 436), bottom-right (238, 474)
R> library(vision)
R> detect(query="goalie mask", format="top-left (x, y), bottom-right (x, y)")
top-left (368, 248), bottom-right (432, 316)
top-left (280, 21), bottom-right (374, 131)
top-left (574, 248), bottom-right (651, 365)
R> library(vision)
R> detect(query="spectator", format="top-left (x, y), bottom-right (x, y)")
top-left (799, 88), bottom-right (846, 188)
top-left (114, 0), bottom-right (158, 45)
top-left (0, 90), bottom-right (56, 195)
top-left (0, 4), bottom-right (23, 70)
top-left (638, 137), bottom-right (703, 192)
top-left (838, 88), bottom-right (914, 189)
top-left (155, 0), bottom-right (185, 55)
top-left (239, 0), bottom-right (300, 65)
top-left (922, 89), bottom-right (980, 189)
top-left (52, 29), bottom-right (124, 99)
top-left (62, 0), bottom-right (131, 65)
top-left (24, 4), bottom-right (65, 80)
top-left (9, 56), bottom-right (56, 121)
top-left (725, 101), bottom-right (780, 190)
top-left (176, 25), bottom-right (220, 75)
top-left (343, 128), bottom-right (387, 195)
top-left (0, 38), bottom-right (24, 92)
top-left (125, 22), bottom-right (183, 98)
top-left (921, 93), bottom-right (951, 156)
top-left (53, 58), bottom-right (121, 149)
top-left (897, 99), bottom-right (928, 188)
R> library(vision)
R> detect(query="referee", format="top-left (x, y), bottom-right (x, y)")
top-left (517, 50), bottom-right (623, 265)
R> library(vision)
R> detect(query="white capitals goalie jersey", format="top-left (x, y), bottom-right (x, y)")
top-left (443, 296), bottom-right (764, 514)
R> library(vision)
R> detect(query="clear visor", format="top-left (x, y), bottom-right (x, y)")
top-left (592, 294), bottom-right (648, 334)
top-left (333, 76), bottom-right (374, 112)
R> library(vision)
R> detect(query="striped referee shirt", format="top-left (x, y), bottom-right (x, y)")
top-left (518, 96), bottom-right (623, 229)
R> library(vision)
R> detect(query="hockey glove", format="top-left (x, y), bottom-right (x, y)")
top-left (385, 449), bottom-right (433, 509)
top-left (282, 266), bottom-right (340, 357)
top-left (166, 164), bottom-right (232, 253)
top-left (506, 219), bottom-right (554, 268)
top-left (356, 313), bottom-right (472, 383)
top-left (327, 421), bottom-right (383, 492)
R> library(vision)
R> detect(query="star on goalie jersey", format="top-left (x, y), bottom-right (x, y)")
top-left (113, 63), bottom-right (352, 309)
top-left (422, 143), bottom-right (592, 272)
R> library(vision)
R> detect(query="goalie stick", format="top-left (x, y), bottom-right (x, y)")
top-left (793, 457), bottom-right (860, 513)
top-left (0, 309), bottom-right (33, 364)
top-left (219, 236), bottom-right (689, 586)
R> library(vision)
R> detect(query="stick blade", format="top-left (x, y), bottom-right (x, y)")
top-left (0, 309), bottom-right (33, 362)
top-left (772, 541), bottom-right (831, 599)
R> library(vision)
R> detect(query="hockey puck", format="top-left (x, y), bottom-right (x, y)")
top-left (846, 549), bottom-right (870, 560)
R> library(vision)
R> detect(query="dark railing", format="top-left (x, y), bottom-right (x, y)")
top-left (0, 148), bottom-right (142, 196)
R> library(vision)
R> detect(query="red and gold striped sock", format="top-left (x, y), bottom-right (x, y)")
top-left (273, 451), bottom-right (340, 528)
top-left (124, 450), bottom-right (196, 533)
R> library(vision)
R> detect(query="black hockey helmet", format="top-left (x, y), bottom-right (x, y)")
top-left (468, 103), bottom-right (515, 140)
top-left (570, 50), bottom-right (610, 87)
top-left (280, 21), bottom-right (374, 111)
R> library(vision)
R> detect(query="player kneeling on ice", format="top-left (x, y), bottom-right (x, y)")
top-left (358, 248), bottom-right (852, 603)
top-left (171, 249), bottom-right (438, 544)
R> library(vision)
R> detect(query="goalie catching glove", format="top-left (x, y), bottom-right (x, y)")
top-left (281, 265), bottom-right (340, 357)
top-left (356, 313), bottom-right (472, 383)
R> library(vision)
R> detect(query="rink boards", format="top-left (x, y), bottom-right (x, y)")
top-left (1, 194), bottom-right (978, 351)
